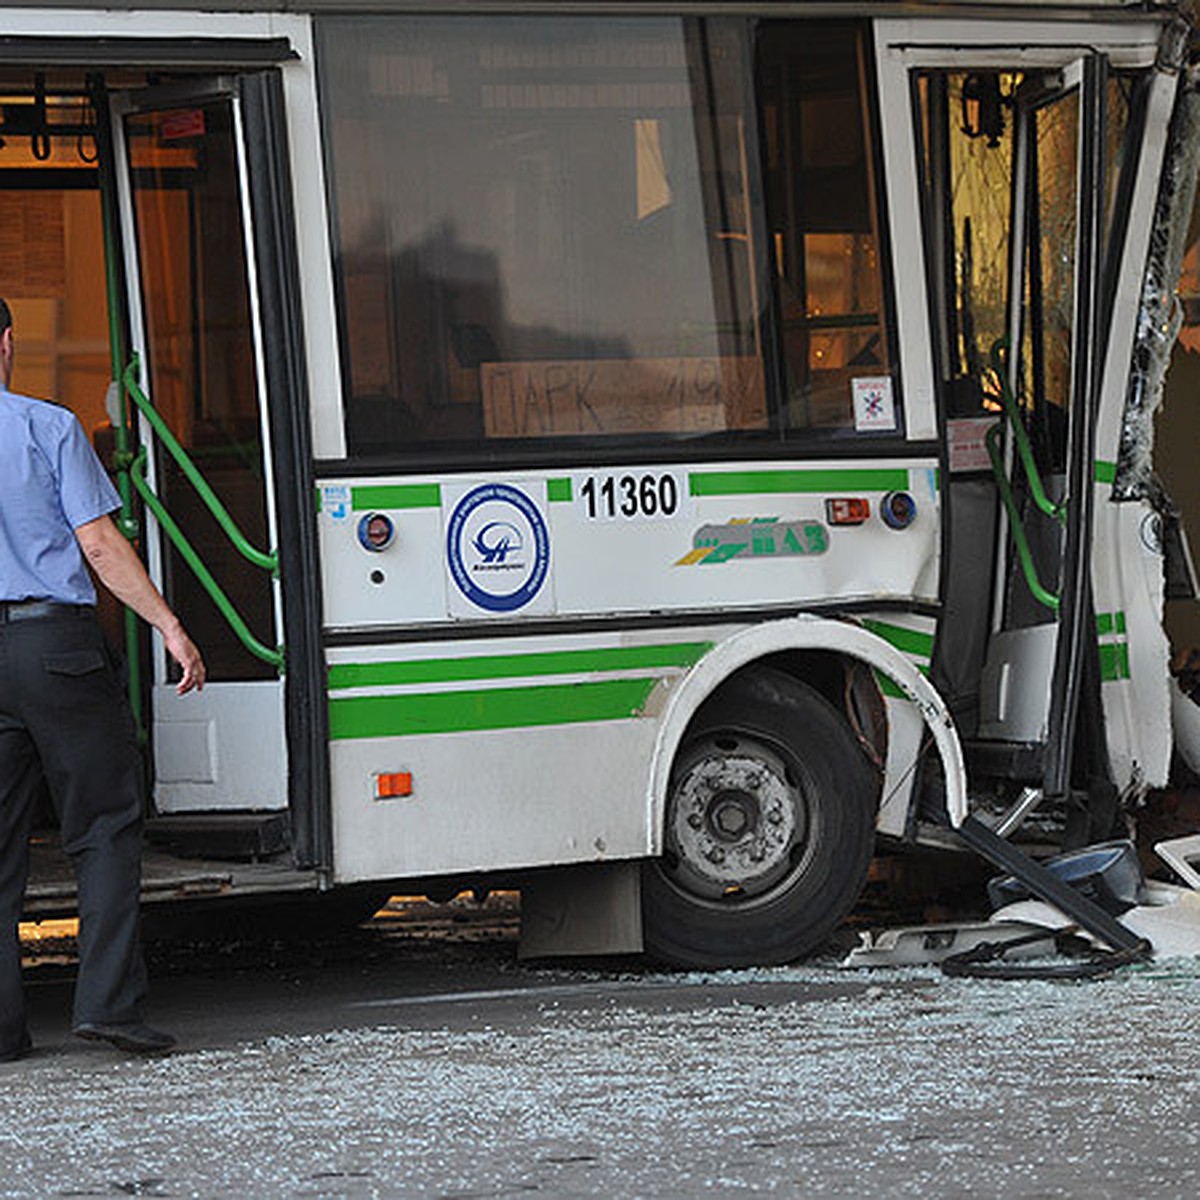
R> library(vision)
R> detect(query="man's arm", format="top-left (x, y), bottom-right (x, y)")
top-left (74, 514), bottom-right (206, 694)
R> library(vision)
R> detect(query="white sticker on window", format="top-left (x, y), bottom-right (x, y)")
top-left (947, 416), bottom-right (999, 473)
top-left (851, 376), bottom-right (897, 432)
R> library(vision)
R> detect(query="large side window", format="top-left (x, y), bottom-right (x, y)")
top-left (316, 16), bottom-right (896, 457)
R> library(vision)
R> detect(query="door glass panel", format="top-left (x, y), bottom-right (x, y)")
top-left (916, 72), bottom-right (1082, 633)
top-left (125, 99), bottom-right (274, 681)
top-left (1022, 90), bottom-right (1078, 472)
top-left (916, 71), bottom-right (1017, 414)
top-left (1102, 76), bottom-right (1135, 257)
top-left (918, 69), bottom-right (1138, 440)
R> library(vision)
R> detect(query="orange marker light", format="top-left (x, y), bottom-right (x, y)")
top-left (375, 771), bottom-right (413, 799)
top-left (826, 498), bottom-right (870, 526)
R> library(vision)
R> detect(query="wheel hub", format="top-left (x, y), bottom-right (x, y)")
top-left (667, 744), bottom-right (800, 899)
top-left (709, 791), bottom-right (756, 840)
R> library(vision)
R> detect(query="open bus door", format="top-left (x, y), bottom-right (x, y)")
top-left (916, 31), bottom-right (1187, 825)
top-left (918, 54), bottom-right (1120, 808)
top-left (0, 45), bottom-right (330, 919)
top-left (975, 58), bottom-right (1108, 807)
top-left (107, 73), bottom-right (326, 866)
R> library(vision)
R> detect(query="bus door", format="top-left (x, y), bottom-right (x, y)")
top-left (982, 59), bottom-right (1108, 802)
top-left (110, 79), bottom-right (292, 818)
top-left (919, 54), bottom-right (1111, 797)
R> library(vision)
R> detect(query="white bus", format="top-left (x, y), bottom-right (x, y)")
top-left (17, 0), bottom-right (1200, 965)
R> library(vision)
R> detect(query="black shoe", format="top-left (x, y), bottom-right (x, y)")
top-left (0, 1030), bottom-right (31, 1063)
top-left (74, 1021), bottom-right (176, 1055)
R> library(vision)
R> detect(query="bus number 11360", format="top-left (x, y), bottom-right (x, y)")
top-left (578, 472), bottom-right (683, 521)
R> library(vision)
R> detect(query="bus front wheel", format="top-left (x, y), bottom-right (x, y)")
top-left (643, 666), bottom-right (878, 969)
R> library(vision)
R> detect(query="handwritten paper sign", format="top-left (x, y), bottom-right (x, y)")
top-left (482, 357), bottom-right (766, 438)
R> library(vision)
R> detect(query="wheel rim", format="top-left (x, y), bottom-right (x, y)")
top-left (663, 730), bottom-right (813, 904)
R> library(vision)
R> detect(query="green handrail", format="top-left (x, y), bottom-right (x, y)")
top-left (130, 447), bottom-right (284, 670)
top-left (985, 421), bottom-right (1060, 613)
top-left (122, 356), bottom-right (278, 575)
top-left (989, 339), bottom-right (1067, 526)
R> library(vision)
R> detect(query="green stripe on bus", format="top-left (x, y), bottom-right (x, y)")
top-left (861, 618), bottom-right (934, 658)
top-left (689, 468), bottom-right (910, 497)
top-left (547, 478), bottom-right (572, 502)
top-left (1094, 460), bottom-right (1117, 485)
top-left (873, 671), bottom-right (909, 700)
top-left (328, 642), bottom-right (713, 690)
top-left (1098, 643), bottom-right (1131, 682)
top-left (329, 678), bottom-right (657, 739)
top-left (352, 483), bottom-right (442, 510)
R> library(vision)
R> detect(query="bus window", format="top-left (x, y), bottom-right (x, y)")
top-left (317, 16), bottom-right (897, 456)
top-left (318, 16), bottom-right (767, 453)
top-left (757, 23), bottom-right (894, 432)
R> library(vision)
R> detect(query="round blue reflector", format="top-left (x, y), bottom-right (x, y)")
top-left (357, 512), bottom-right (396, 552)
top-left (881, 491), bottom-right (917, 530)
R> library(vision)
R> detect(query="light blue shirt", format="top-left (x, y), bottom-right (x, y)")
top-left (0, 388), bottom-right (121, 605)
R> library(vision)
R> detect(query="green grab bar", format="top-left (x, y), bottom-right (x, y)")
top-left (122, 356), bottom-right (278, 576)
top-left (989, 339), bottom-right (1067, 526)
top-left (985, 421), bottom-right (1060, 613)
top-left (131, 447), bottom-right (284, 670)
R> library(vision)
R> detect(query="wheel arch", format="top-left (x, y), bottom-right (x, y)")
top-left (646, 615), bottom-right (968, 851)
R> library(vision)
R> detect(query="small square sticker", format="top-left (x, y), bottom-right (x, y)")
top-left (322, 484), bottom-right (351, 523)
top-left (947, 416), bottom-right (999, 473)
top-left (851, 376), bottom-right (897, 432)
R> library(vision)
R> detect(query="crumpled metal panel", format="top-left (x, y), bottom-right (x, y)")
top-left (1115, 84), bottom-right (1200, 498)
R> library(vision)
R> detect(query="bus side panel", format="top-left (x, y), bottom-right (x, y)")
top-left (315, 459), bottom-right (941, 632)
top-left (318, 459), bottom-right (939, 882)
top-left (323, 629), bottom-right (718, 880)
top-left (328, 713), bottom-right (660, 882)
top-left (324, 611), bottom-right (947, 882)
top-left (1091, 496), bottom-right (1171, 791)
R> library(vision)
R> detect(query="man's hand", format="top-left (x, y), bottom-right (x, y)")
top-left (75, 515), bottom-right (207, 693)
top-left (162, 621), bottom-right (206, 694)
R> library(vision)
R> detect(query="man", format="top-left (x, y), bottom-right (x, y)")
top-left (0, 298), bottom-right (204, 1061)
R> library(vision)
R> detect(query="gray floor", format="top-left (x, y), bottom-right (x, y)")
top-left (2, 916), bottom-right (1197, 1198)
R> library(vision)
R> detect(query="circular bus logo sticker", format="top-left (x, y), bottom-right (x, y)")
top-left (446, 483), bottom-right (550, 613)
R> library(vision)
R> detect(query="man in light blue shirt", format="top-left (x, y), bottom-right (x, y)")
top-left (0, 298), bottom-right (204, 1061)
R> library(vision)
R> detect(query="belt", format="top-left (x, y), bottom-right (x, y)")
top-left (0, 600), bottom-right (90, 623)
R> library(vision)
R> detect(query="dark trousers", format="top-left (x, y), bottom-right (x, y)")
top-left (0, 607), bottom-right (147, 1052)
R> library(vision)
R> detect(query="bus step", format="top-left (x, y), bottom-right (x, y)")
top-left (145, 812), bottom-right (290, 861)
top-left (962, 739), bottom-right (1046, 784)
top-left (955, 814), bottom-right (1150, 956)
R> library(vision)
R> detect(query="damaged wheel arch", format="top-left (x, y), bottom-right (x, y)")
top-left (640, 617), bottom-right (971, 967)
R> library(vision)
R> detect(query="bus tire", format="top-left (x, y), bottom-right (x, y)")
top-left (643, 665), bottom-right (878, 969)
